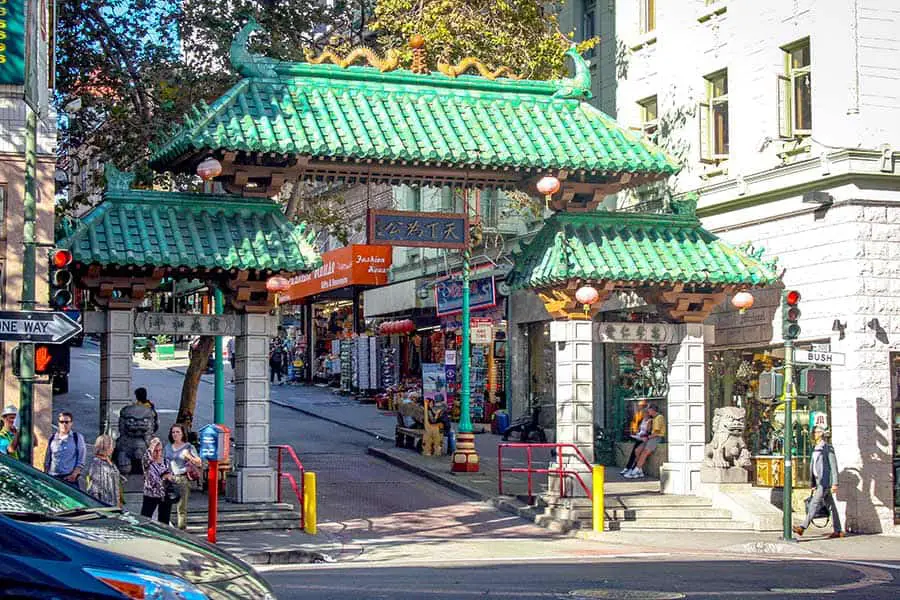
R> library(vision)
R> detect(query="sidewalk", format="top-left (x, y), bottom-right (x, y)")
top-left (271, 383), bottom-right (900, 563)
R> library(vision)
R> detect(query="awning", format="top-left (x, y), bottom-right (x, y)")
top-left (281, 245), bottom-right (392, 303)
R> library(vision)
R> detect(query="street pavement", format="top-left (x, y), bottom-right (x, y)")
top-left (54, 343), bottom-right (900, 599)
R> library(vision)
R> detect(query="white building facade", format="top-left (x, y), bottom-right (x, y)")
top-left (559, 0), bottom-right (900, 532)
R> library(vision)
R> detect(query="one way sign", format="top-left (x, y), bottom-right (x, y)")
top-left (0, 311), bottom-right (82, 344)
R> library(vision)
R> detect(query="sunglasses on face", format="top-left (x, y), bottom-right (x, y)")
top-left (59, 420), bottom-right (72, 424)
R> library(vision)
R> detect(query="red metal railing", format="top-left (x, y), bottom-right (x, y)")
top-left (498, 443), bottom-right (592, 499)
top-left (271, 444), bottom-right (305, 528)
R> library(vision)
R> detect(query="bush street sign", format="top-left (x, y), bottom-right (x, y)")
top-left (0, 311), bottom-right (82, 344)
top-left (795, 349), bottom-right (846, 366)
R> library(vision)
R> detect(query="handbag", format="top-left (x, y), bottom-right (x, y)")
top-left (164, 480), bottom-right (181, 503)
top-left (186, 461), bottom-right (201, 482)
top-left (804, 491), bottom-right (831, 524)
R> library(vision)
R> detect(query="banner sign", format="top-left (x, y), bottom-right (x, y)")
top-left (281, 245), bottom-right (392, 302)
top-left (368, 209), bottom-right (468, 249)
top-left (0, 0), bottom-right (26, 85)
top-left (435, 277), bottom-right (496, 316)
top-left (134, 313), bottom-right (238, 336)
top-left (594, 322), bottom-right (681, 344)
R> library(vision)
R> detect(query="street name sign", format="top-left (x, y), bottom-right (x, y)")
top-left (795, 349), bottom-right (845, 366)
top-left (0, 311), bottom-right (82, 344)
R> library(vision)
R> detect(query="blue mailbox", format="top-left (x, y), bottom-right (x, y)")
top-left (198, 424), bottom-right (230, 462)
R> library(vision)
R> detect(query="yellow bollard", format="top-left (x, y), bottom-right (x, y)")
top-left (592, 465), bottom-right (605, 533)
top-left (303, 472), bottom-right (317, 535)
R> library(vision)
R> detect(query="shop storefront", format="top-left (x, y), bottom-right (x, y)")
top-left (281, 244), bottom-right (392, 385)
top-left (706, 342), bottom-right (833, 489)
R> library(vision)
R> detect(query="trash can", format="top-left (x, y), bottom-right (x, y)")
top-left (494, 411), bottom-right (510, 435)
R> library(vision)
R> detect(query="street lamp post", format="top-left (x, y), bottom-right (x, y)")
top-left (452, 189), bottom-right (479, 472)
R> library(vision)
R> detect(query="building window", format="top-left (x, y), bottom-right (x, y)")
top-left (581, 0), bottom-right (596, 56)
top-left (638, 96), bottom-right (658, 142)
top-left (639, 0), bottom-right (656, 34)
top-left (0, 186), bottom-right (6, 239)
top-left (699, 70), bottom-right (729, 162)
top-left (778, 39), bottom-right (812, 138)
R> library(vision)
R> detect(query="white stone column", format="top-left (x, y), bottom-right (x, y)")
top-left (226, 313), bottom-right (278, 503)
top-left (100, 310), bottom-right (134, 438)
top-left (661, 323), bottom-right (706, 495)
top-left (550, 320), bottom-right (595, 497)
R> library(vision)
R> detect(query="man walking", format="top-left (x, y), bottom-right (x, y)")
top-left (44, 411), bottom-right (86, 489)
top-left (793, 426), bottom-right (845, 538)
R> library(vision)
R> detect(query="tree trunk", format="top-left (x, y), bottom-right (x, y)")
top-left (177, 335), bottom-right (215, 434)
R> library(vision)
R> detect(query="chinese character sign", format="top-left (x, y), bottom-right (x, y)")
top-left (368, 210), bottom-right (469, 249)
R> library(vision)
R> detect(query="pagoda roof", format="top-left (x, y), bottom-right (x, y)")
top-left (509, 208), bottom-right (780, 291)
top-left (60, 176), bottom-right (321, 274)
top-left (149, 21), bottom-right (677, 193)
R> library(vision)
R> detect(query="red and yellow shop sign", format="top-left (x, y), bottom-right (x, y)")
top-left (281, 245), bottom-right (392, 302)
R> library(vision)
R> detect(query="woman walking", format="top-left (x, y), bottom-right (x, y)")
top-left (141, 437), bottom-right (173, 525)
top-left (165, 423), bottom-right (202, 530)
top-left (85, 435), bottom-right (123, 507)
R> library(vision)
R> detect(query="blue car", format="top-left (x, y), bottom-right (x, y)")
top-left (0, 452), bottom-right (277, 599)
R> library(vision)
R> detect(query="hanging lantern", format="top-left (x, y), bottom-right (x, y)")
top-left (575, 285), bottom-right (601, 316)
top-left (196, 156), bottom-right (223, 181)
top-left (731, 290), bottom-right (755, 314)
top-left (404, 319), bottom-right (416, 333)
top-left (536, 175), bottom-right (561, 210)
top-left (266, 276), bottom-right (290, 292)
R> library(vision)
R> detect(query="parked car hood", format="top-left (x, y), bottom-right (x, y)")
top-left (26, 510), bottom-right (259, 586)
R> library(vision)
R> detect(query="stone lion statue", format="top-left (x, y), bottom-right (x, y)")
top-left (704, 406), bottom-right (752, 470)
top-left (113, 403), bottom-right (156, 474)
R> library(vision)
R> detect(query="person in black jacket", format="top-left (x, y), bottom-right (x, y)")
top-left (794, 426), bottom-right (845, 538)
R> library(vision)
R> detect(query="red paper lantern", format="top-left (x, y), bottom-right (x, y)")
top-left (536, 175), bottom-right (561, 196)
top-left (266, 276), bottom-right (290, 292)
top-left (731, 290), bottom-right (755, 314)
top-left (404, 319), bottom-right (416, 333)
top-left (196, 156), bottom-right (222, 181)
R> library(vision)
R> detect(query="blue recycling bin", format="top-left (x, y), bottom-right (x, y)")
top-left (495, 411), bottom-right (510, 434)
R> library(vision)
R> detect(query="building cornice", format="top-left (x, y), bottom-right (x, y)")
top-left (695, 149), bottom-right (899, 217)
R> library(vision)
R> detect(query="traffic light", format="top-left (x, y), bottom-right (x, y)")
top-left (49, 249), bottom-right (74, 309)
top-left (33, 344), bottom-right (69, 375)
top-left (782, 289), bottom-right (801, 341)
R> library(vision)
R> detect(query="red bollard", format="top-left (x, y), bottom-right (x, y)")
top-left (207, 460), bottom-right (219, 543)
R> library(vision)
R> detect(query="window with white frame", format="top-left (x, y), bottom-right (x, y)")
top-left (639, 0), bottom-right (656, 34)
top-left (778, 39), bottom-right (812, 138)
top-left (638, 96), bottom-right (658, 142)
top-left (699, 70), bottom-right (729, 162)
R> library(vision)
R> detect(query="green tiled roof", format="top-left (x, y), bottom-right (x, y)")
top-left (509, 211), bottom-right (780, 290)
top-left (149, 23), bottom-right (677, 178)
top-left (60, 188), bottom-right (321, 273)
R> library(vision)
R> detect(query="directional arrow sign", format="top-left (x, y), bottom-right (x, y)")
top-left (0, 311), bottom-right (82, 344)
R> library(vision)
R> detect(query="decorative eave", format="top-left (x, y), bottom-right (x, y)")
top-left (149, 20), bottom-right (678, 197)
top-left (509, 207), bottom-right (781, 322)
top-left (59, 166), bottom-right (322, 311)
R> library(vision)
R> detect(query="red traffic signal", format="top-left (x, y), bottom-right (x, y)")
top-left (785, 290), bottom-right (801, 305)
top-left (52, 249), bottom-right (73, 269)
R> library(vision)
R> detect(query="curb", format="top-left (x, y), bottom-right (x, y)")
top-left (365, 446), bottom-right (489, 502)
top-left (241, 549), bottom-right (335, 565)
top-left (269, 399), bottom-right (392, 443)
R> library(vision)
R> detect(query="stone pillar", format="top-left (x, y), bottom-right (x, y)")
top-left (226, 313), bottom-right (277, 503)
top-left (661, 324), bottom-right (706, 495)
top-left (100, 310), bottom-right (134, 438)
top-left (550, 320), bottom-right (594, 497)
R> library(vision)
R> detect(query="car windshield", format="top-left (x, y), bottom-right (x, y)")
top-left (0, 453), bottom-right (103, 515)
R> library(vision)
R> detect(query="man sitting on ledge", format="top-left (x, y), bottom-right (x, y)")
top-left (624, 404), bottom-right (665, 479)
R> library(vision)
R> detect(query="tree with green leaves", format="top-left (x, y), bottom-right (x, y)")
top-left (370, 0), bottom-right (596, 79)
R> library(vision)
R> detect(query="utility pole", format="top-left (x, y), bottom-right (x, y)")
top-left (18, 101), bottom-right (37, 463)
top-left (782, 340), bottom-right (794, 540)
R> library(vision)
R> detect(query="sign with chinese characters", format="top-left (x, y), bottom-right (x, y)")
top-left (134, 313), bottom-right (238, 336)
top-left (594, 322), bottom-right (681, 344)
top-left (435, 277), bottom-right (496, 317)
top-left (0, 0), bottom-right (26, 85)
top-left (368, 209), bottom-right (469, 249)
